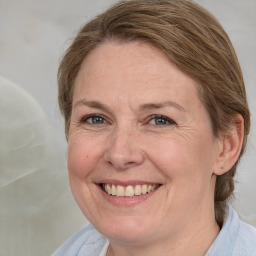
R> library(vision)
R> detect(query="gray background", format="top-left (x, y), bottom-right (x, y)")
top-left (0, 0), bottom-right (255, 255)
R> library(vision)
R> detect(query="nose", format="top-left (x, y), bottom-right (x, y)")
top-left (104, 127), bottom-right (145, 170)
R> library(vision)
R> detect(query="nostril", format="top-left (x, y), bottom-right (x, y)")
top-left (125, 161), bottom-right (137, 167)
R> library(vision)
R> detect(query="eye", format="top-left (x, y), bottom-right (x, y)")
top-left (148, 115), bottom-right (175, 126)
top-left (81, 114), bottom-right (106, 125)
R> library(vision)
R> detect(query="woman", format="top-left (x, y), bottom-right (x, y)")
top-left (52, 0), bottom-right (256, 255)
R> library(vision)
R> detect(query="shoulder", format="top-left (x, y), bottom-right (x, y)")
top-left (51, 224), bottom-right (107, 256)
top-left (234, 213), bottom-right (256, 256)
top-left (206, 206), bottom-right (256, 256)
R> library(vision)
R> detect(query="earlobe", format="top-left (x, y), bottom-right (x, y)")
top-left (213, 114), bottom-right (244, 175)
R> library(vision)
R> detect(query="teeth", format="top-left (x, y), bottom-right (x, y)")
top-left (134, 185), bottom-right (142, 195)
top-left (125, 185), bottom-right (134, 197)
top-left (106, 184), bottom-right (111, 194)
top-left (141, 184), bottom-right (147, 194)
top-left (116, 185), bottom-right (125, 197)
top-left (103, 184), bottom-right (159, 197)
top-left (111, 185), bottom-right (116, 196)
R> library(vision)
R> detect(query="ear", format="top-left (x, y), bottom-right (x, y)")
top-left (213, 114), bottom-right (244, 175)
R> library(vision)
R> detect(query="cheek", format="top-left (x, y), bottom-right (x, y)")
top-left (144, 135), bottom-right (190, 170)
top-left (67, 137), bottom-right (97, 178)
top-left (145, 133), bottom-right (214, 183)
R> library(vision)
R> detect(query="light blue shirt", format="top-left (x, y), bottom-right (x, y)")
top-left (52, 206), bottom-right (256, 256)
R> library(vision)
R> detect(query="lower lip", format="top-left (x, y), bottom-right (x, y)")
top-left (98, 185), bottom-right (160, 206)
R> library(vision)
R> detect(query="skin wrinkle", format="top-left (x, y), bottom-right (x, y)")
top-left (67, 41), bottom-right (225, 255)
top-left (72, 102), bottom-right (188, 137)
top-left (73, 99), bottom-right (186, 113)
top-left (56, 1), bottom-right (251, 254)
top-left (71, 109), bottom-right (196, 139)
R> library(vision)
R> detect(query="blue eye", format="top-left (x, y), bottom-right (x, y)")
top-left (82, 114), bottom-right (106, 124)
top-left (148, 115), bottom-right (175, 126)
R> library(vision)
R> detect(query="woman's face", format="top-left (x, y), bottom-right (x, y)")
top-left (68, 41), bottom-right (221, 245)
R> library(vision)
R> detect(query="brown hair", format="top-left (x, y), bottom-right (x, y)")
top-left (58, 0), bottom-right (250, 225)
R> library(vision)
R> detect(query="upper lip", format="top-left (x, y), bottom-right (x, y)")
top-left (97, 179), bottom-right (162, 186)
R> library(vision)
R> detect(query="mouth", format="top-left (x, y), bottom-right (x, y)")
top-left (100, 183), bottom-right (161, 197)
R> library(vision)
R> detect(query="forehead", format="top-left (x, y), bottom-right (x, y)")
top-left (73, 41), bottom-right (201, 109)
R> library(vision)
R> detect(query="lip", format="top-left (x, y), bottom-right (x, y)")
top-left (97, 179), bottom-right (162, 186)
top-left (96, 179), bottom-right (162, 206)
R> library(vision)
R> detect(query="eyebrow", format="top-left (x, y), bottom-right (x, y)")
top-left (138, 101), bottom-right (185, 112)
top-left (73, 99), bottom-right (111, 112)
top-left (73, 99), bottom-right (185, 112)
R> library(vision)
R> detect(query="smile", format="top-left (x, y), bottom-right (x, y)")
top-left (101, 184), bottom-right (160, 197)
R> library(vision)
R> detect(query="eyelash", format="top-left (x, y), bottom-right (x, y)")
top-left (80, 114), bottom-right (176, 126)
top-left (147, 115), bottom-right (175, 126)
top-left (80, 114), bottom-right (107, 125)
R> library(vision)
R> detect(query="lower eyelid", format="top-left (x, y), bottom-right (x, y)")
top-left (79, 114), bottom-right (175, 126)
top-left (148, 115), bottom-right (175, 125)
top-left (81, 114), bottom-right (103, 122)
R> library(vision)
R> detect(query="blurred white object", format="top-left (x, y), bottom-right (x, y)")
top-left (0, 76), bottom-right (87, 256)
top-left (0, 72), bottom-right (255, 256)
top-left (233, 152), bottom-right (256, 227)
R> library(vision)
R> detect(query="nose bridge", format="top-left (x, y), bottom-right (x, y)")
top-left (104, 123), bottom-right (144, 169)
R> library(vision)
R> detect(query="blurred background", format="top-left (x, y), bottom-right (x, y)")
top-left (0, 0), bottom-right (255, 255)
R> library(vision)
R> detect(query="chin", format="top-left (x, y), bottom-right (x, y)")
top-left (96, 216), bottom-right (156, 244)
